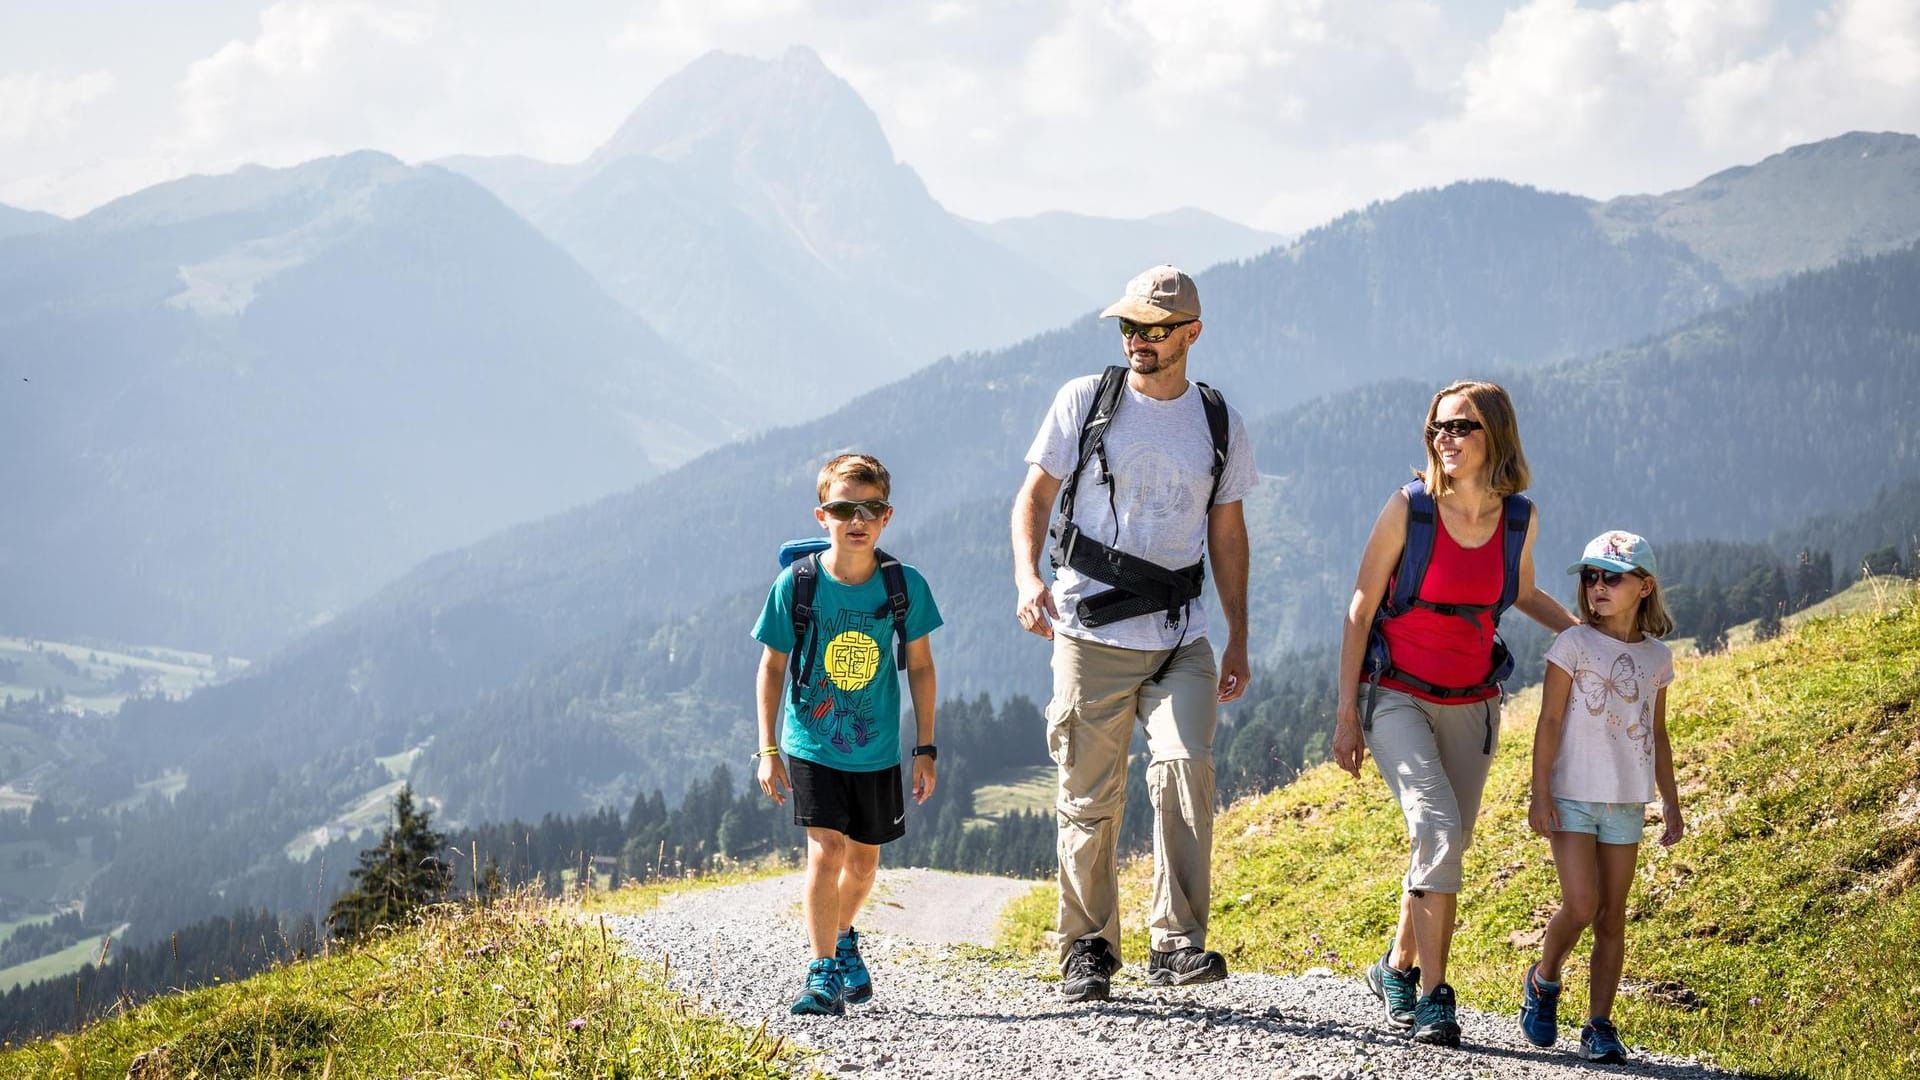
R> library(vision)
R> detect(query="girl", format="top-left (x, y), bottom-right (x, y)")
top-left (1520, 530), bottom-right (1684, 1064)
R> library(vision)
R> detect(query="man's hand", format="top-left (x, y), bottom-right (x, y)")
top-left (1016, 574), bottom-right (1058, 640)
top-left (912, 756), bottom-right (937, 804)
top-left (1216, 639), bottom-right (1250, 703)
top-left (757, 754), bottom-right (790, 805)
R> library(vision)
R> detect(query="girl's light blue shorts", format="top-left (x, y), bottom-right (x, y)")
top-left (1552, 798), bottom-right (1646, 845)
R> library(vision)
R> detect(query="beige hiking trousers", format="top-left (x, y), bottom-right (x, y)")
top-left (1047, 634), bottom-right (1217, 971)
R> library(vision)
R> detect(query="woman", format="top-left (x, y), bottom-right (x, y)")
top-left (1332, 380), bottom-right (1576, 1048)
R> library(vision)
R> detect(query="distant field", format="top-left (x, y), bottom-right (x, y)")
top-left (0, 635), bottom-right (244, 717)
top-left (0, 839), bottom-right (98, 906)
top-left (970, 765), bottom-right (1053, 826)
top-left (285, 778), bottom-right (407, 862)
top-left (0, 922), bottom-right (129, 993)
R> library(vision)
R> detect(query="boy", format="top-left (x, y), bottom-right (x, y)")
top-left (752, 453), bottom-right (942, 1016)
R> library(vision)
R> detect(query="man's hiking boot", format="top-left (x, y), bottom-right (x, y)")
top-left (790, 957), bottom-right (845, 1017)
top-left (1365, 948), bottom-right (1420, 1030)
top-left (1518, 962), bottom-right (1561, 1047)
top-left (836, 927), bottom-right (873, 1005)
top-left (1579, 1017), bottom-right (1629, 1064)
top-left (1061, 937), bottom-right (1118, 1003)
top-left (1146, 946), bottom-right (1228, 986)
top-left (1411, 982), bottom-right (1462, 1047)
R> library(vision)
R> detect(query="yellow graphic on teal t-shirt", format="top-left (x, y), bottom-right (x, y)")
top-left (824, 631), bottom-right (881, 691)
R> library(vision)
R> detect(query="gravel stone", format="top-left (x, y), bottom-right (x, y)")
top-left (608, 868), bottom-right (1745, 1080)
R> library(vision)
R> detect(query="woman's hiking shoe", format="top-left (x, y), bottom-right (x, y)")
top-left (1411, 983), bottom-right (1462, 1047)
top-left (790, 957), bottom-right (845, 1017)
top-left (837, 927), bottom-right (873, 1004)
top-left (1579, 1017), bottom-right (1629, 1064)
top-left (1364, 948), bottom-right (1420, 1030)
top-left (1146, 946), bottom-right (1228, 986)
top-left (1518, 962), bottom-right (1561, 1047)
top-left (1061, 937), bottom-right (1118, 1002)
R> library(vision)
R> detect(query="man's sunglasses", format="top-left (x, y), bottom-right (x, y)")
top-left (1426, 418), bottom-right (1485, 440)
top-left (1117, 318), bottom-right (1195, 343)
top-left (1580, 567), bottom-right (1636, 588)
top-left (819, 499), bottom-right (891, 521)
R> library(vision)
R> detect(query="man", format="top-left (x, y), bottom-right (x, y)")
top-left (1011, 264), bottom-right (1257, 1002)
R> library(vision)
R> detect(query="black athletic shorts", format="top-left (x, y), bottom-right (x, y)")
top-left (788, 757), bottom-right (905, 846)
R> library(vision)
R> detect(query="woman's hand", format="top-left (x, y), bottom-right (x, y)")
top-left (1333, 700), bottom-right (1366, 778)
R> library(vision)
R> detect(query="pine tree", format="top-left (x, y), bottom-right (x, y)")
top-left (326, 786), bottom-right (450, 942)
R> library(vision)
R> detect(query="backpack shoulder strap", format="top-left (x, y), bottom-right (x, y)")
top-left (874, 549), bottom-right (911, 670)
top-left (1058, 366), bottom-right (1129, 521)
top-left (1495, 493), bottom-right (1533, 618)
top-left (787, 555), bottom-right (821, 702)
top-left (1386, 479), bottom-right (1438, 617)
top-left (1195, 381), bottom-right (1229, 510)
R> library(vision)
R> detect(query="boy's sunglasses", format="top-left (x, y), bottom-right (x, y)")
top-left (1580, 567), bottom-right (1636, 588)
top-left (1117, 318), bottom-right (1194, 343)
top-left (1426, 418), bottom-right (1485, 439)
top-left (819, 499), bottom-right (891, 521)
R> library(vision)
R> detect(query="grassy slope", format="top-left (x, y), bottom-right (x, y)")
top-left (0, 873), bottom-right (802, 1080)
top-left (1003, 583), bottom-right (1920, 1080)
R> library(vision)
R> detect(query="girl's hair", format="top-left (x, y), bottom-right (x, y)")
top-left (817, 453), bottom-right (891, 501)
top-left (1420, 380), bottom-right (1531, 497)
top-left (1576, 571), bottom-right (1676, 638)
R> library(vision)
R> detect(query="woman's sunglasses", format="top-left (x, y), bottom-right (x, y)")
top-left (1117, 318), bottom-right (1195, 343)
top-left (1579, 567), bottom-right (1637, 588)
top-left (819, 499), bottom-right (891, 521)
top-left (1426, 418), bottom-right (1485, 440)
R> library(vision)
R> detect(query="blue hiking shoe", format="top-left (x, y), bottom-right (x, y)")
top-left (1411, 982), bottom-right (1461, 1047)
top-left (790, 957), bottom-right (845, 1017)
top-left (837, 927), bottom-right (873, 1005)
top-left (1579, 1017), bottom-right (1629, 1064)
top-left (1519, 962), bottom-right (1561, 1047)
top-left (1364, 948), bottom-right (1420, 1030)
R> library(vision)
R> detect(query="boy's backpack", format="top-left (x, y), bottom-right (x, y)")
top-left (1362, 479), bottom-right (1531, 732)
top-left (1047, 364), bottom-right (1231, 629)
top-left (777, 538), bottom-right (910, 706)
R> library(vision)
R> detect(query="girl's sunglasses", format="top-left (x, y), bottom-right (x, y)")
top-left (1579, 567), bottom-right (1635, 588)
top-left (1117, 318), bottom-right (1194, 343)
top-left (819, 499), bottom-right (891, 521)
top-left (1426, 418), bottom-right (1485, 439)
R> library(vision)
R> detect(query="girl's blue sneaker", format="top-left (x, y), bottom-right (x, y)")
top-left (1579, 1017), bottom-right (1629, 1064)
top-left (790, 957), bottom-right (845, 1017)
top-left (1519, 962), bottom-right (1561, 1047)
top-left (837, 927), bottom-right (873, 1004)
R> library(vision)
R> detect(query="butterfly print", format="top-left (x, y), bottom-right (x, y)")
top-left (1572, 652), bottom-right (1640, 716)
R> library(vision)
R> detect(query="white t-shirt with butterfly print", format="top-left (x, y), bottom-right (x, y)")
top-left (1544, 623), bottom-right (1675, 804)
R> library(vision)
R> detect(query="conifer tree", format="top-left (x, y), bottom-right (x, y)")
top-left (326, 786), bottom-right (450, 942)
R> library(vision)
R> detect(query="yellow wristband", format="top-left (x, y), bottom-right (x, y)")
top-left (754, 745), bottom-right (780, 758)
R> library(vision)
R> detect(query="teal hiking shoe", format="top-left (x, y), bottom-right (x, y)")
top-left (1411, 982), bottom-right (1461, 1047)
top-left (1519, 962), bottom-right (1561, 1047)
top-left (1364, 948), bottom-right (1420, 1030)
top-left (1579, 1017), bottom-right (1628, 1064)
top-left (790, 957), bottom-right (845, 1017)
top-left (837, 927), bottom-right (873, 1005)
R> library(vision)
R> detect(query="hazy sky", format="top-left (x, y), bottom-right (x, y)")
top-left (2, 0), bottom-right (1914, 232)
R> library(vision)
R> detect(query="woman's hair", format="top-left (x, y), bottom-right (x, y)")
top-left (817, 453), bottom-right (891, 501)
top-left (1575, 571), bottom-right (1676, 638)
top-left (1421, 380), bottom-right (1531, 497)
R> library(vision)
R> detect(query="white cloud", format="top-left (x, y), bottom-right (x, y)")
top-left (0, 69), bottom-right (116, 145)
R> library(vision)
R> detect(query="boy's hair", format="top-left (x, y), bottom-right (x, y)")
top-left (817, 453), bottom-right (891, 501)
top-left (1419, 380), bottom-right (1531, 498)
top-left (1576, 571), bottom-right (1676, 638)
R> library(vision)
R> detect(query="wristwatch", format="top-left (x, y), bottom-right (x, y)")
top-left (911, 744), bottom-right (938, 761)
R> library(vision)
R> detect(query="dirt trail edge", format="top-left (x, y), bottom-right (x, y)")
top-left (607, 868), bottom-right (1740, 1080)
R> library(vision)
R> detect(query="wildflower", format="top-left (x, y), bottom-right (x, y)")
top-left (568, 1017), bottom-right (587, 1031)
top-left (497, 1020), bottom-right (512, 1032)
top-left (548, 949), bottom-right (564, 966)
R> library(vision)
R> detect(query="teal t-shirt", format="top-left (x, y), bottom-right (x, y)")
top-left (752, 556), bottom-right (942, 772)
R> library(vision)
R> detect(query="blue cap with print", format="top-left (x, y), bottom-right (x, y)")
top-left (1568, 530), bottom-right (1659, 577)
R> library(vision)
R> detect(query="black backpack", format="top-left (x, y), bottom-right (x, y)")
top-left (776, 538), bottom-right (910, 707)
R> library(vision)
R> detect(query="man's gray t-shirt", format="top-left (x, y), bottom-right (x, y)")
top-left (1026, 373), bottom-right (1259, 652)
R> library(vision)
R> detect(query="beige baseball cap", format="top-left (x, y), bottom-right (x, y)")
top-left (1100, 264), bottom-right (1201, 325)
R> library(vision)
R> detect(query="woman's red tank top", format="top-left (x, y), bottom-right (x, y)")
top-left (1378, 506), bottom-right (1503, 703)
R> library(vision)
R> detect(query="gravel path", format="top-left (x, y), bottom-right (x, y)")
top-left (608, 869), bottom-right (1740, 1080)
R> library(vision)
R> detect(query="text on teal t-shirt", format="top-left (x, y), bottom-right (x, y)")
top-left (752, 556), bottom-right (942, 772)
